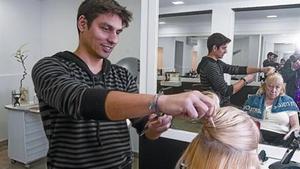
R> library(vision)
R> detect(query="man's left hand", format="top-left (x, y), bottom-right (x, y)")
top-left (283, 128), bottom-right (300, 140)
top-left (262, 66), bottom-right (275, 75)
top-left (144, 114), bottom-right (172, 140)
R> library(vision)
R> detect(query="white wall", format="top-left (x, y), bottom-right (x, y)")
top-left (158, 37), bottom-right (175, 72)
top-left (0, 0), bottom-right (41, 141)
top-left (40, 0), bottom-right (82, 57)
top-left (159, 36), bottom-right (194, 75)
top-left (159, 21), bottom-right (211, 37)
top-left (233, 37), bottom-right (249, 66)
top-left (248, 35), bottom-right (260, 67)
top-left (196, 39), bottom-right (208, 64)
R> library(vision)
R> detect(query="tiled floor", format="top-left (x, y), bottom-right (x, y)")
top-left (0, 143), bottom-right (46, 169)
top-left (0, 142), bottom-right (138, 169)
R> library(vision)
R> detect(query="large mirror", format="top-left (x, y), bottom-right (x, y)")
top-left (233, 6), bottom-right (300, 148)
top-left (158, 4), bottom-right (300, 148)
top-left (233, 7), bottom-right (300, 77)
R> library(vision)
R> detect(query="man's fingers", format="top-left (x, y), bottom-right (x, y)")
top-left (194, 100), bottom-right (209, 119)
top-left (148, 115), bottom-right (172, 132)
top-left (198, 93), bottom-right (215, 117)
top-left (185, 102), bottom-right (200, 119)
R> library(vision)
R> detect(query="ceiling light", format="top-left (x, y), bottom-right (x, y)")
top-left (267, 15), bottom-right (277, 18)
top-left (159, 21), bottom-right (166, 24)
top-left (172, 1), bottom-right (184, 5)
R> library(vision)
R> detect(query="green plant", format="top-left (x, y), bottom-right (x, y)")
top-left (14, 44), bottom-right (29, 90)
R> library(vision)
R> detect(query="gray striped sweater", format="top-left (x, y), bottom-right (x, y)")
top-left (197, 56), bottom-right (247, 106)
top-left (32, 51), bottom-right (145, 169)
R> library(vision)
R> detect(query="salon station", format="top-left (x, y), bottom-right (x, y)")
top-left (1, 0), bottom-right (300, 169)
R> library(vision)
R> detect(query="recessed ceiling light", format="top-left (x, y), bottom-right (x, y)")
top-left (172, 1), bottom-right (184, 5)
top-left (159, 21), bottom-right (166, 24)
top-left (267, 15), bottom-right (277, 18)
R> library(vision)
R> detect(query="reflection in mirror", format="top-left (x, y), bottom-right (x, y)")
top-left (157, 6), bottom-right (300, 147)
top-left (158, 12), bottom-right (211, 77)
top-left (234, 7), bottom-right (300, 76)
top-left (232, 6), bottom-right (300, 146)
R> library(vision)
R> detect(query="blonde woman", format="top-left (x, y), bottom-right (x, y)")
top-left (243, 73), bottom-right (299, 146)
top-left (177, 106), bottom-right (260, 169)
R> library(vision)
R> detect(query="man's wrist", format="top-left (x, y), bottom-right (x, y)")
top-left (148, 93), bottom-right (162, 115)
top-left (240, 77), bottom-right (248, 85)
top-left (259, 67), bottom-right (263, 72)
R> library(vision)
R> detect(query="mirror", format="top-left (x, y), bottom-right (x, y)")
top-left (158, 4), bottom-right (300, 148)
top-left (233, 7), bottom-right (300, 148)
top-left (233, 7), bottom-right (300, 78)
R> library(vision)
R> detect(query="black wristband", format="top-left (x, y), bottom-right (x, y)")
top-left (148, 93), bottom-right (162, 115)
top-left (240, 77), bottom-right (248, 85)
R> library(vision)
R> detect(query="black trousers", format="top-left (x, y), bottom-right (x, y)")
top-left (260, 129), bottom-right (291, 147)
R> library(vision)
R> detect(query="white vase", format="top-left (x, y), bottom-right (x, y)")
top-left (19, 87), bottom-right (29, 105)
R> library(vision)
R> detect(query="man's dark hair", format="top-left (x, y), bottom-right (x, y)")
top-left (77, 0), bottom-right (132, 33)
top-left (267, 52), bottom-right (274, 57)
top-left (207, 33), bottom-right (231, 53)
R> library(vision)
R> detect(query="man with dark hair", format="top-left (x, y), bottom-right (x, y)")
top-left (263, 52), bottom-right (275, 67)
top-left (31, 0), bottom-right (216, 168)
top-left (197, 33), bottom-right (275, 106)
top-left (263, 52), bottom-right (280, 70)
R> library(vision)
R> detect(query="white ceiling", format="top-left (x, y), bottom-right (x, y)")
top-left (236, 7), bottom-right (300, 20)
top-left (159, 6), bottom-right (300, 24)
top-left (159, 0), bottom-right (244, 8)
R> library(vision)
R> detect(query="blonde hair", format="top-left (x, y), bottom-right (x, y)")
top-left (177, 106), bottom-right (260, 169)
top-left (257, 73), bottom-right (285, 95)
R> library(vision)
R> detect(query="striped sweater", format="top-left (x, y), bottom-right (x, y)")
top-left (32, 51), bottom-right (145, 169)
top-left (197, 56), bottom-right (247, 106)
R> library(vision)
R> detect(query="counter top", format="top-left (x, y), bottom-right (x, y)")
top-left (231, 80), bottom-right (261, 86)
top-left (158, 76), bottom-right (261, 86)
top-left (5, 103), bottom-right (40, 113)
top-left (158, 76), bottom-right (200, 83)
top-left (160, 81), bottom-right (182, 87)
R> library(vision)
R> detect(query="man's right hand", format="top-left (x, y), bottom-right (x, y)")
top-left (157, 91), bottom-right (216, 119)
top-left (262, 66), bottom-right (275, 75)
top-left (244, 74), bottom-right (256, 84)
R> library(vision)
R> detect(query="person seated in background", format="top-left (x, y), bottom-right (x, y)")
top-left (243, 73), bottom-right (300, 147)
top-left (176, 106), bottom-right (260, 169)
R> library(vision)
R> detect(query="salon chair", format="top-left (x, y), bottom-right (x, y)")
top-left (269, 131), bottom-right (300, 169)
